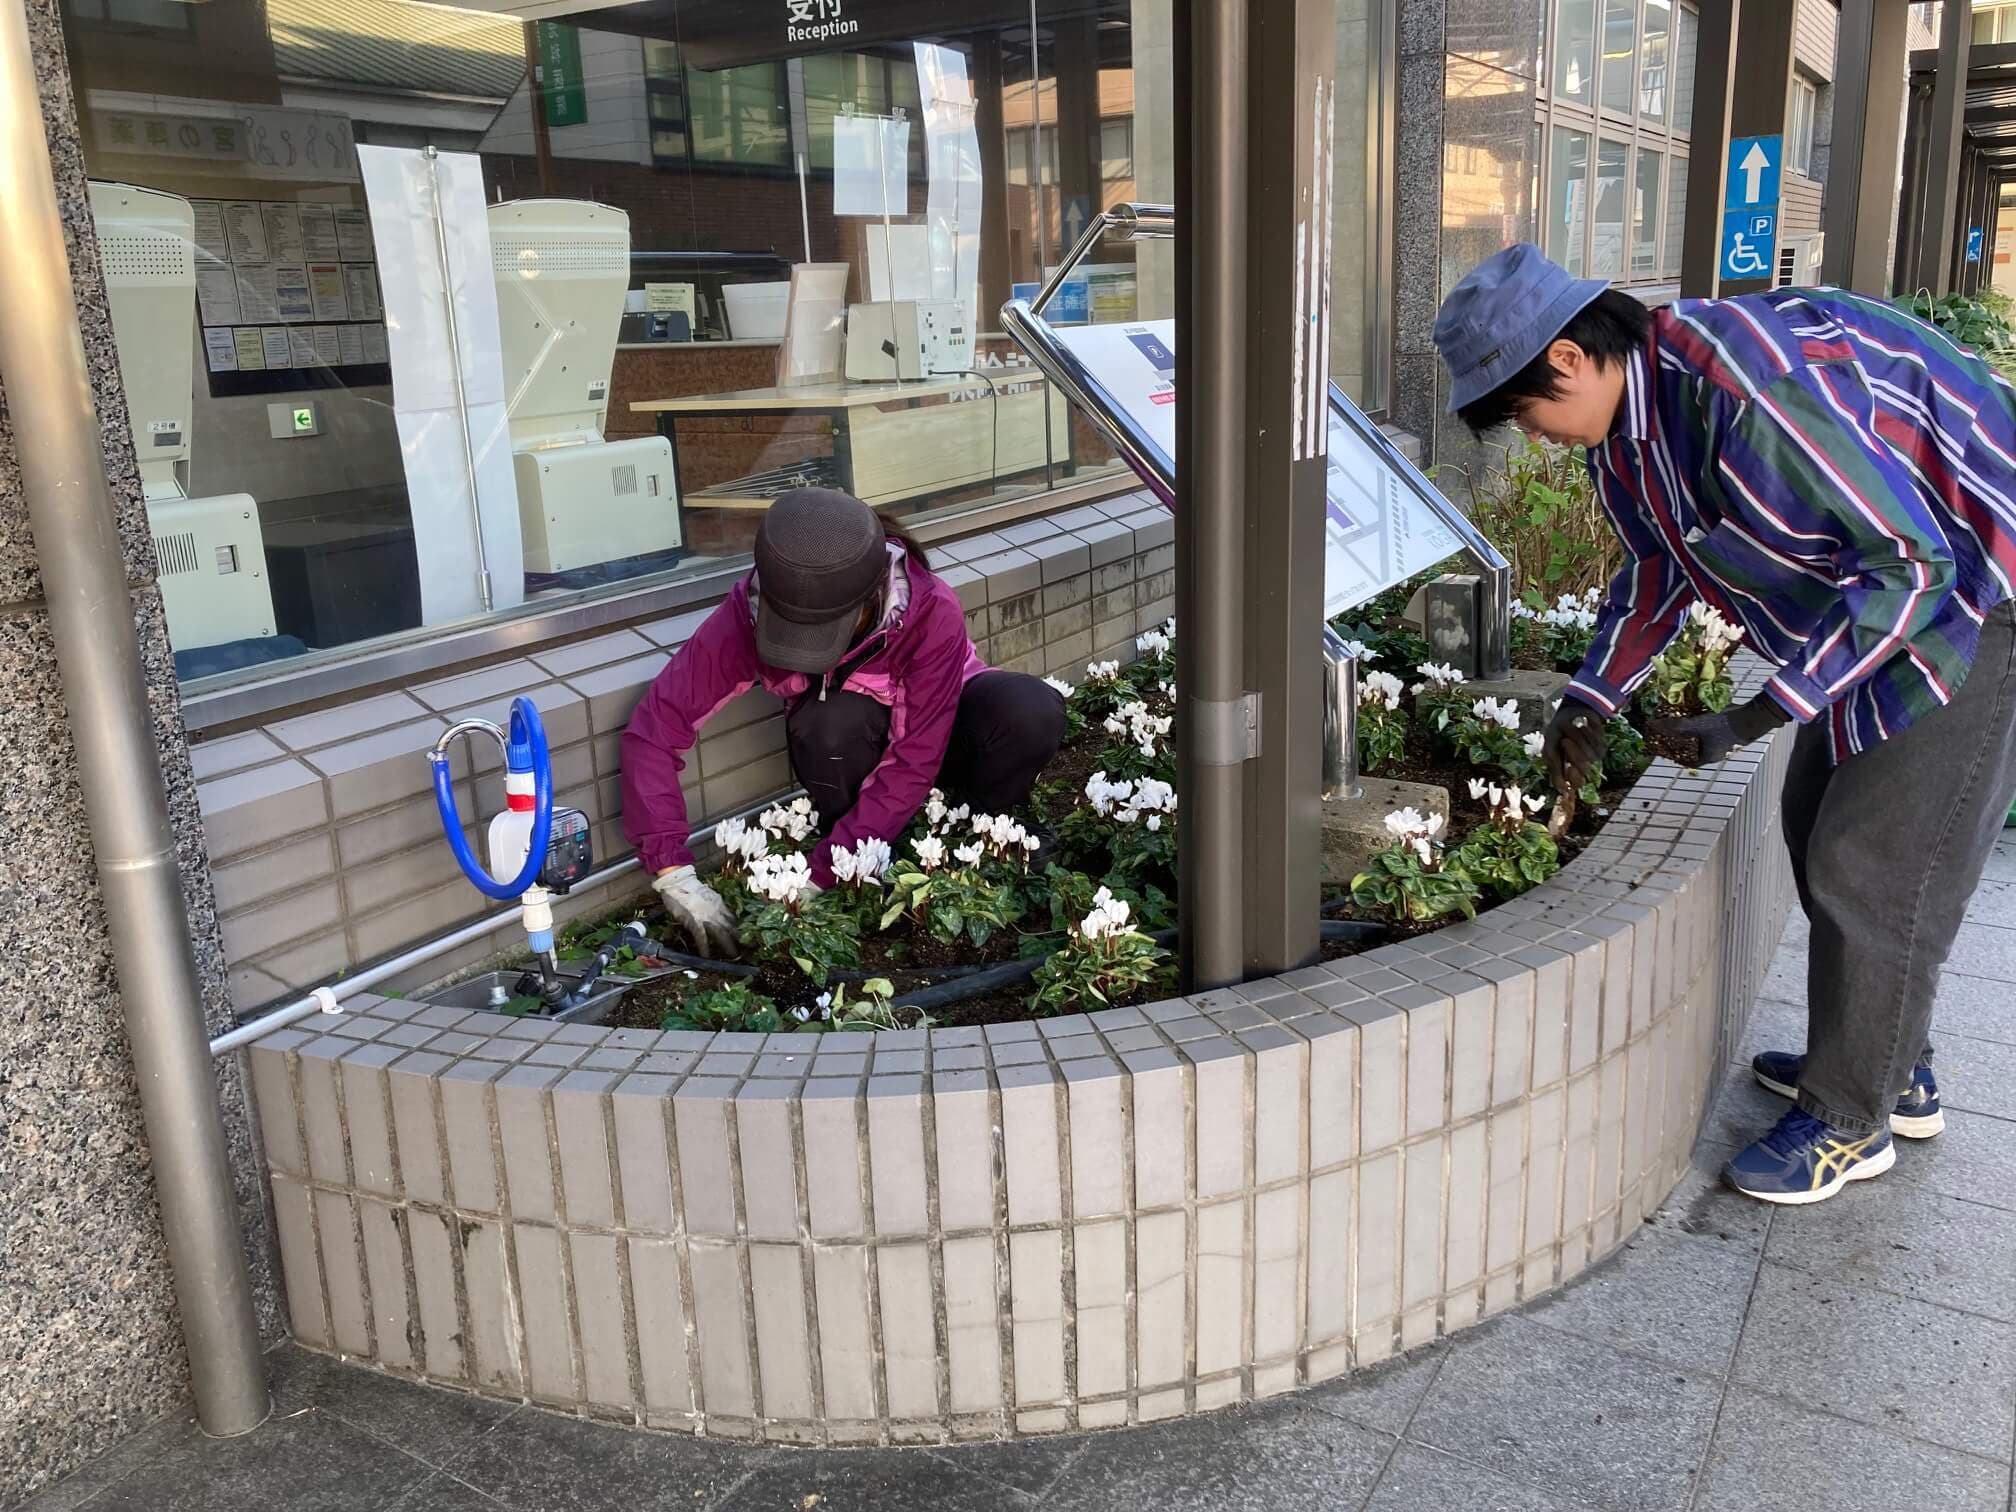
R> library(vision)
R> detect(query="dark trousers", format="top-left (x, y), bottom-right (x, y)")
top-left (1786, 600), bottom-right (2016, 1135)
top-left (785, 670), bottom-right (1067, 830)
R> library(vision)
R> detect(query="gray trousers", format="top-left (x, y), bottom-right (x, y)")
top-left (1785, 600), bottom-right (2016, 1136)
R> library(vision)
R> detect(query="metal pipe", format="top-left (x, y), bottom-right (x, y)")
top-left (1321, 628), bottom-right (1361, 801)
top-left (1177, 0), bottom-right (1250, 991)
top-left (0, 0), bottom-right (268, 1436)
top-left (209, 794), bottom-right (799, 1057)
top-left (424, 145), bottom-right (494, 612)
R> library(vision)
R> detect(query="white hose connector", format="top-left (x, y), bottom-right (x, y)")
top-left (521, 884), bottom-right (556, 954)
top-left (311, 985), bottom-right (342, 1016)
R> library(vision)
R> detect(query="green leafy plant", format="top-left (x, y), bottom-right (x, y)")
top-left (1356, 669), bottom-right (1409, 772)
top-left (1898, 289), bottom-right (2016, 376)
top-left (1461, 437), bottom-right (1621, 598)
top-left (661, 980), bottom-right (786, 1034)
top-left (1029, 888), bottom-right (1175, 1015)
top-left (1440, 695), bottom-right (1534, 777)
top-left (792, 976), bottom-right (924, 1033)
top-left (1349, 808), bottom-right (1480, 925)
top-left (880, 839), bottom-right (1018, 949)
top-left (1074, 659), bottom-right (1136, 726)
top-left (1452, 782), bottom-right (1562, 901)
top-left (739, 880), bottom-right (863, 988)
top-left (1644, 603), bottom-right (1744, 716)
top-left (1603, 715), bottom-right (1649, 783)
top-left (1331, 616), bottom-right (1430, 672)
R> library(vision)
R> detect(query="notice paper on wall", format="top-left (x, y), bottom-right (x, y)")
top-left (272, 265), bottom-right (314, 322)
top-left (337, 324), bottom-right (365, 366)
top-left (203, 328), bottom-right (239, 372)
top-left (222, 201), bottom-right (268, 263)
top-left (308, 264), bottom-right (349, 321)
top-left (260, 329), bottom-right (293, 368)
top-left (299, 204), bottom-right (339, 261)
top-left (191, 200), bottom-right (230, 263)
top-left (334, 207), bottom-right (373, 261)
top-left (195, 260), bottom-right (242, 324)
top-left (289, 329), bottom-right (318, 367)
top-left (262, 203), bottom-right (305, 264)
top-left (311, 326), bottom-right (342, 365)
top-left (361, 324), bottom-right (388, 364)
top-left (233, 328), bottom-right (267, 370)
top-left (342, 264), bottom-right (381, 320)
top-left (359, 143), bottom-right (525, 622)
top-left (234, 265), bottom-right (279, 323)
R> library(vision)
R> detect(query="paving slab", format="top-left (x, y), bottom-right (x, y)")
top-left (1041, 1405), bottom-right (1393, 1512)
top-left (719, 1449), bottom-right (1029, 1512)
top-left (1937, 1033), bottom-right (2016, 1121)
top-left (1763, 1179), bottom-right (2016, 1323)
top-left (1693, 1387), bottom-right (2011, 1512)
top-left (1888, 1107), bottom-right (2016, 1212)
top-left (434, 1407), bottom-right (776, 1511)
top-left (921, 1435), bottom-right (1091, 1501)
top-left (1519, 1223), bottom-right (1760, 1376)
top-left (1363, 1443), bottom-right (1594, 1512)
top-left (265, 1343), bottom-right (517, 1467)
top-left (1731, 1261), bottom-right (2016, 1461)
top-left (1409, 1315), bottom-right (1722, 1512)
top-left (1930, 971), bottom-right (2016, 1048)
top-left (74, 1409), bottom-right (434, 1512)
top-left (1305, 1342), bottom-right (1449, 1436)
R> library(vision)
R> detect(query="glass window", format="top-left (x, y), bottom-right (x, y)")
top-left (1327, 0), bottom-right (1393, 411)
top-left (1639, 0), bottom-right (1670, 121)
top-left (1599, 0), bottom-right (1637, 115)
top-left (1976, 6), bottom-right (1999, 44)
top-left (1787, 76), bottom-right (1817, 177)
top-left (1555, 0), bottom-right (1597, 105)
top-left (65, 0), bottom-right (1184, 689)
top-left (1631, 146), bottom-right (1662, 278)
top-left (1592, 137), bottom-right (1629, 276)
top-left (1549, 126), bottom-right (1592, 275)
top-left (1662, 155), bottom-right (1688, 277)
top-left (1671, 5), bottom-right (1698, 135)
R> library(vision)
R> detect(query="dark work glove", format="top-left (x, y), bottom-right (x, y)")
top-left (1649, 696), bottom-right (1789, 766)
top-left (1543, 696), bottom-right (1608, 794)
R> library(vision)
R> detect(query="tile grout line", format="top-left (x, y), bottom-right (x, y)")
top-left (1348, 1345), bottom-right (1453, 1512)
top-left (1682, 1201), bottom-right (1775, 1512)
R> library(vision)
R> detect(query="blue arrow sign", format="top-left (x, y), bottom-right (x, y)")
top-left (1968, 226), bottom-right (1984, 263)
top-left (1062, 194), bottom-right (1091, 248)
top-left (1724, 135), bottom-right (1782, 210)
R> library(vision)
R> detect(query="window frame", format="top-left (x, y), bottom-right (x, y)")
top-left (1537, 0), bottom-right (1694, 290)
top-left (1786, 73), bottom-right (1817, 179)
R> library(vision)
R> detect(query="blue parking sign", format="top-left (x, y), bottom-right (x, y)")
top-left (1968, 226), bottom-right (1984, 263)
top-left (1721, 209), bottom-right (1777, 281)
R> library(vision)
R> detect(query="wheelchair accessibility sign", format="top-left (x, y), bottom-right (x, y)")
top-left (1721, 210), bottom-right (1777, 281)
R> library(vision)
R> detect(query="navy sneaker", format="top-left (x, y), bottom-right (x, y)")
top-left (1751, 1050), bottom-right (1944, 1139)
top-left (1724, 1107), bottom-right (1896, 1205)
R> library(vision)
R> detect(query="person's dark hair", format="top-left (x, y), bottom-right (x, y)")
top-left (877, 513), bottom-right (930, 570)
top-left (1455, 288), bottom-right (1653, 436)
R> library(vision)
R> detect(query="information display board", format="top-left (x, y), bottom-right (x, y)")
top-left (1047, 318), bottom-right (1460, 615)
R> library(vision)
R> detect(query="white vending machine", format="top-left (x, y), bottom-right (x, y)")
top-left (88, 182), bottom-right (275, 651)
top-left (486, 200), bottom-right (681, 575)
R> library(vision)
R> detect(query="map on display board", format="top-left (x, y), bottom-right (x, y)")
top-left (1047, 319), bottom-right (1461, 615)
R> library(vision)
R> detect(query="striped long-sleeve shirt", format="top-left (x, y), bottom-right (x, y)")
top-left (1565, 287), bottom-right (2016, 763)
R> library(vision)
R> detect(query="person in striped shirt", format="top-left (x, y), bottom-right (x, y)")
top-left (1435, 243), bottom-right (2016, 1206)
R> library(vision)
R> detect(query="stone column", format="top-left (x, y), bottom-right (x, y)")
top-left (0, 1), bottom-right (278, 1503)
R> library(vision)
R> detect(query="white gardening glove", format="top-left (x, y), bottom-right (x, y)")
top-left (653, 865), bottom-right (740, 959)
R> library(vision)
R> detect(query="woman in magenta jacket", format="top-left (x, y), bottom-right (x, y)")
top-left (621, 488), bottom-right (1067, 953)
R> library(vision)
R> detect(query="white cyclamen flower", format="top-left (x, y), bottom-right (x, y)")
top-left (1472, 696), bottom-right (1521, 731)
top-left (1359, 670), bottom-right (1405, 712)
top-left (715, 815), bottom-right (748, 854)
top-left (1468, 777), bottom-right (1490, 801)
top-left (1338, 639), bottom-right (1377, 663)
top-left (1079, 886), bottom-right (1133, 940)
top-left (828, 844), bottom-right (859, 884)
top-left (851, 836), bottom-right (892, 882)
top-left (953, 842), bottom-right (983, 866)
top-left (749, 851), bottom-right (815, 904)
top-left (1523, 792), bottom-right (1547, 814)
top-left (1044, 675), bottom-right (1075, 698)
top-left (1086, 659), bottom-right (1122, 681)
top-left (1146, 814), bottom-right (1162, 832)
top-left (1523, 731), bottom-right (1546, 760)
top-left (1137, 628), bottom-right (1172, 658)
top-left (924, 788), bottom-right (949, 827)
top-left (1384, 806), bottom-right (1428, 839)
top-left (912, 835), bottom-right (947, 870)
top-left (1131, 777), bottom-right (1178, 813)
top-left (1411, 662), bottom-right (1468, 695)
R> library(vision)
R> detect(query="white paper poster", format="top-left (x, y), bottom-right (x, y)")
top-left (308, 263), bottom-right (349, 321)
top-left (223, 201), bottom-right (268, 262)
top-left (337, 324), bottom-right (366, 366)
top-left (361, 323), bottom-right (388, 363)
top-left (233, 328), bottom-right (267, 369)
top-left (234, 265), bottom-right (279, 322)
top-left (311, 326), bottom-right (342, 365)
top-left (915, 44), bottom-right (984, 337)
top-left (272, 265), bottom-right (313, 321)
top-left (358, 144), bottom-right (524, 622)
top-left (334, 207), bottom-right (373, 261)
top-left (195, 261), bottom-right (242, 324)
top-left (832, 114), bottom-right (909, 218)
top-left (262, 203), bottom-right (305, 263)
top-left (203, 328), bottom-right (240, 372)
top-left (299, 204), bottom-right (339, 261)
top-left (260, 329), bottom-right (293, 368)
top-left (191, 200), bottom-right (230, 263)
top-left (289, 329), bottom-right (319, 366)
top-left (342, 263), bottom-right (381, 320)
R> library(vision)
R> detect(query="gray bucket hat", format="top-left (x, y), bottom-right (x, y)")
top-left (1435, 242), bottom-right (1610, 413)
top-left (752, 488), bottom-right (889, 673)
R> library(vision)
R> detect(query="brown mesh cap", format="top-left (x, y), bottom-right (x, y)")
top-left (752, 488), bottom-right (889, 673)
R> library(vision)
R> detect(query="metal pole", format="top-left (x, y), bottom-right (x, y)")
top-left (425, 145), bottom-right (494, 613)
top-left (1822, 0), bottom-right (1909, 293)
top-left (0, 0), bottom-right (267, 1436)
top-left (1920, 0), bottom-right (1971, 297)
top-left (1321, 630), bottom-right (1360, 802)
top-left (1175, 0), bottom-right (1250, 991)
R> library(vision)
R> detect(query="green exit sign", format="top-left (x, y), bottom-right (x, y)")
top-left (291, 407), bottom-right (315, 434)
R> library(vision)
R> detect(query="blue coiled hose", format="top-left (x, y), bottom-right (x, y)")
top-left (432, 696), bottom-right (555, 901)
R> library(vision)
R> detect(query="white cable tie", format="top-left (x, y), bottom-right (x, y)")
top-left (312, 986), bottom-right (343, 1016)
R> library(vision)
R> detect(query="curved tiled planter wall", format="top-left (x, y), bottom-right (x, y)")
top-left (245, 696), bottom-right (1795, 1445)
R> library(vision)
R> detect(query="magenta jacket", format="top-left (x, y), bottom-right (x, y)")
top-left (621, 544), bottom-right (987, 888)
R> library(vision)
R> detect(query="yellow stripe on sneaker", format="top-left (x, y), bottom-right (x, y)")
top-left (1809, 1133), bottom-right (1880, 1190)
